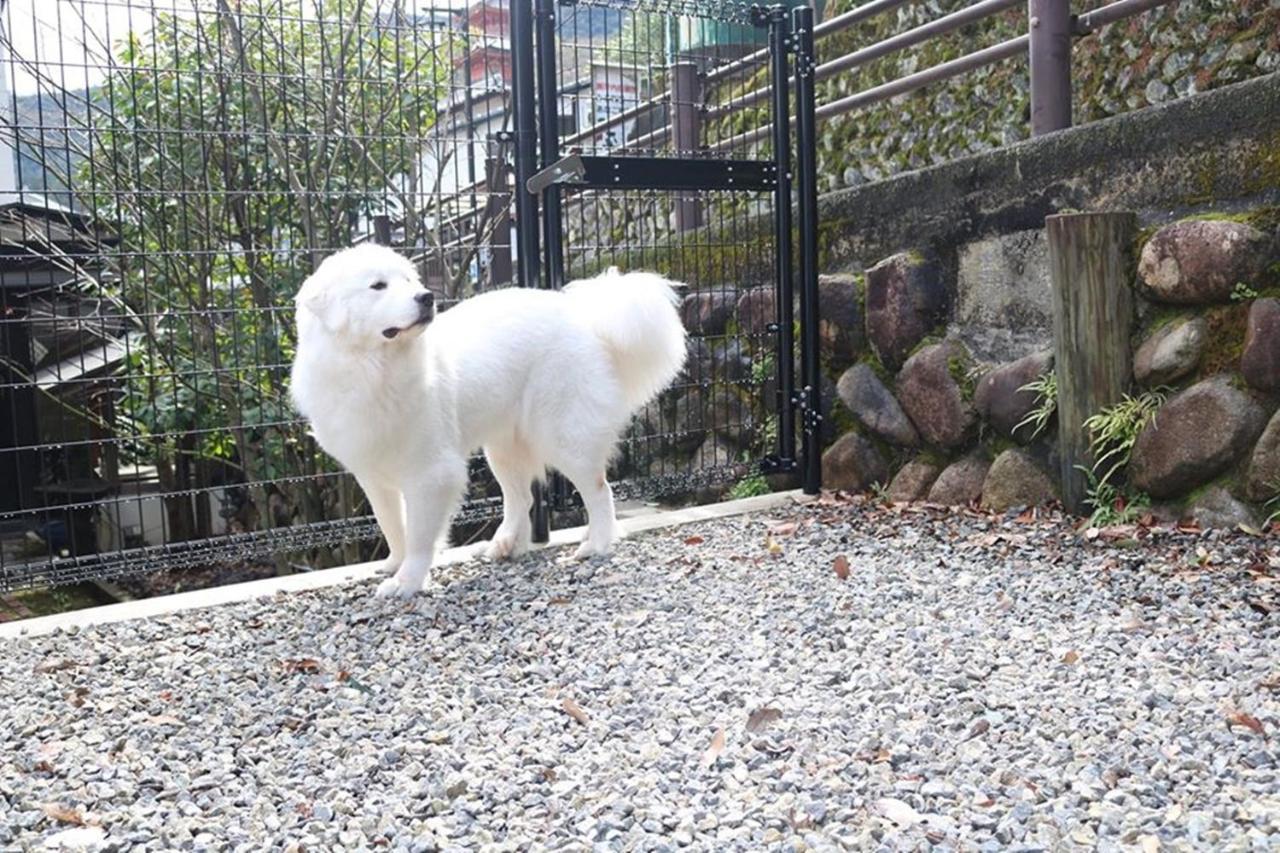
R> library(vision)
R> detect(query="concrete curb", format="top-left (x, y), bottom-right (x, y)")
top-left (1, 491), bottom-right (803, 640)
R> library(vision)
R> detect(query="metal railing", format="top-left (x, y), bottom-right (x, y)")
top-left (702, 0), bottom-right (1181, 154)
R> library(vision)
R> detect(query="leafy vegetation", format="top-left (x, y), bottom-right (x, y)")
top-left (1014, 371), bottom-right (1058, 440)
top-left (1078, 389), bottom-right (1168, 527)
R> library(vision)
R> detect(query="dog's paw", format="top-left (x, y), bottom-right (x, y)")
top-left (485, 530), bottom-right (529, 561)
top-left (375, 575), bottom-right (424, 599)
top-left (572, 540), bottom-right (614, 561)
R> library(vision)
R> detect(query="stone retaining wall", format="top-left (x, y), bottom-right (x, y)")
top-left (809, 73), bottom-right (1280, 527)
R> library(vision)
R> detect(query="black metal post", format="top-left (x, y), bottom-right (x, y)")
top-left (511, 0), bottom-right (540, 292)
top-left (1028, 0), bottom-right (1072, 135)
top-left (510, 0), bottom-right (550, 542)
top-left (534, 0), bottom-right (568, 522)
top-left (670, 60), bottom-right (704, 231)
top-left (768, 6), bottom-right (797, 469)
top-left (793, 4), bottom-right (822, 495)
top-left (535, 0), bottom-right (565, 290)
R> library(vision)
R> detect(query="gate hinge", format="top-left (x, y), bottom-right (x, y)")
top-left (760, 454), bottom-right (798, 474)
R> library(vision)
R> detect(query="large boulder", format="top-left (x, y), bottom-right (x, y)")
top-left (1245, 409), bottom-right (1280, 501)
top-left (736, 286), bottom-right (776, 335)
top-left (836, 363), bottom-right (919, 447)
top-left (676, 337), bottom-right (715, 386)
top-left (1241, 298), bottom-right (1280, 392)
top-left (1129, 377), bottom-right (1267, 498)
top-left (710, 340), bottom-right (753, 386)
top-left (980, 449), bottom-right (1057, 511)
top-left (896, 341), bottom-right (978, 450)
top-left (668, 387), bottom-right (710, 453)
top-left (973, 350), bottom-right (1054, 442)
top-left (927, 453), bottom-right (991, 506)
top-left (1184, 486), bottom-right (1259, 531)
top-left (822, 432), bottom-right (889, 493)
top-left (886, 459), bottom-right (942, 503)
top-left (817, 274), bottom-right (866, 369)
top-left (864, 253), bottom-right (948, 369)
top-left (681, 291), bottom-right (735, 336)
top-left (1133, 316), bottom-right (1207, 387)
top-left (1138, 219), bottom-right (1271, 304)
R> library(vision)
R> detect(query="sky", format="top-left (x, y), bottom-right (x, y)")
top-left (3, 0), bottom-right (476, 96)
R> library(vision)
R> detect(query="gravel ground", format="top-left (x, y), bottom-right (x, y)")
top-left (2, 496), bottom-right (1279, 852)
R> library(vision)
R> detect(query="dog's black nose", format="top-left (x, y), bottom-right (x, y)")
top-left (415, 291), bottom-right (434, 306)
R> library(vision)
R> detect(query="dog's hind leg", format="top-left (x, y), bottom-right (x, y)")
top-left (557, 458), bottom-right (620, 561)
top-left (376, 459), bottom-right (467, 599)
top-left (360, 479), bottom-right (405, 575)
top-left (484, 442), bottom-right (538, 561)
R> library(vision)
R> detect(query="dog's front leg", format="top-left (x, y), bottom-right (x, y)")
top-left (360, 478), bottom-right (406, 576)
top-left (375, 462), bottom-right (467, 599)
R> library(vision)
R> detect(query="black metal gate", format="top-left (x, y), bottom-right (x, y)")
top-left (0, 0), bottom-right (820, 594)
top-left (509, 0), bottom-right (823, 539)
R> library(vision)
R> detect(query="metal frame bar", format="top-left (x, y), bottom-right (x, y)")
top-left (768, 5), bottom-right (798, 474)
top-left (534, 0), bottom-right (568, 530)
top-left (527, 154), bottom-right (777, 193)
top-left (510, 0), bottom-right (550, 543)
top-left (792, 4), bottom-right (822, 496)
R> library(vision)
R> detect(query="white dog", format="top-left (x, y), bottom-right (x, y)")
top-left (289, 244), bottom-right (687, 598)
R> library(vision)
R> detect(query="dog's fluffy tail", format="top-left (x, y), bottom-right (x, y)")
top-left (564, 267), bottom-right (688, 411)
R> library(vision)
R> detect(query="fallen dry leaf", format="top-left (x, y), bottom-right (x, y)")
top-left (41, 803), bottom-right (84, 826)
top-left (1226, 711), bottom-right (1266, 737)
top-left (547, 596), bottom-right (573, 605)
top-left (745, 707), bottom-right (783, 734)
top-left (764, 535), bottom-right (782, 556)
top-left (873, 797), bottom-right (921, 827)
top-left (701, 727), bottom-right (726, 769)
top-left (280, 658), bottom-right (322, 675)
top-left (966, 719), bottom-right (991, 740)
top-left (832, 555), bottom-right (850, 580)
top-left (1061, 650), bottom-right (1080, 665)
top-left (766, 520), bottom-right (800, 536)
top-left (64, 688), bottom-right (89, 708)
top-left (560, 697), bottom-right (589, 725)
top-left (33, 659), bottom-right (79, 674)
top-left (682, 535), bottom-right (705, 545)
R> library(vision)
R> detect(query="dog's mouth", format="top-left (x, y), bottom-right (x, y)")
top-left (381, 306), bottom-right (435, 340)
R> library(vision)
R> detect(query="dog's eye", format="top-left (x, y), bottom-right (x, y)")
top-left (370, 281), bottom-right (387, 291)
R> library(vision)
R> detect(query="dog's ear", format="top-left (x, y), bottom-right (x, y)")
top-left (295, 272), bottom-right (347, 333)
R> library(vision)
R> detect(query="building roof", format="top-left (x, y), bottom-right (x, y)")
top-left (0, 200), bottom-right (118, 282)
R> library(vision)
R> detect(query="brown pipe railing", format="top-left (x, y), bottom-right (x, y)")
top-left (704, 0), bottom-right (1024, 121)
top-left (704, 0), bottom-right (1180, 154)
top-left (702, 0), bottom-right (913, 86)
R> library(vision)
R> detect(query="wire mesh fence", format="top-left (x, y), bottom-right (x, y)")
top-left (0, 0), bottom-right (792, 592)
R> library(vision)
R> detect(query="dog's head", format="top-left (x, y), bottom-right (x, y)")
top-left (295, 244), bottom-right (435, 346)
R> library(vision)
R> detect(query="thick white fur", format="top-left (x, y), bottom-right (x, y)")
top-left (289, 244), bottom-right (687, 598)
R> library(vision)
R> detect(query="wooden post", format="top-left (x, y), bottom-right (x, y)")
top-left (1047, 212), bottom-right (1136, 514)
